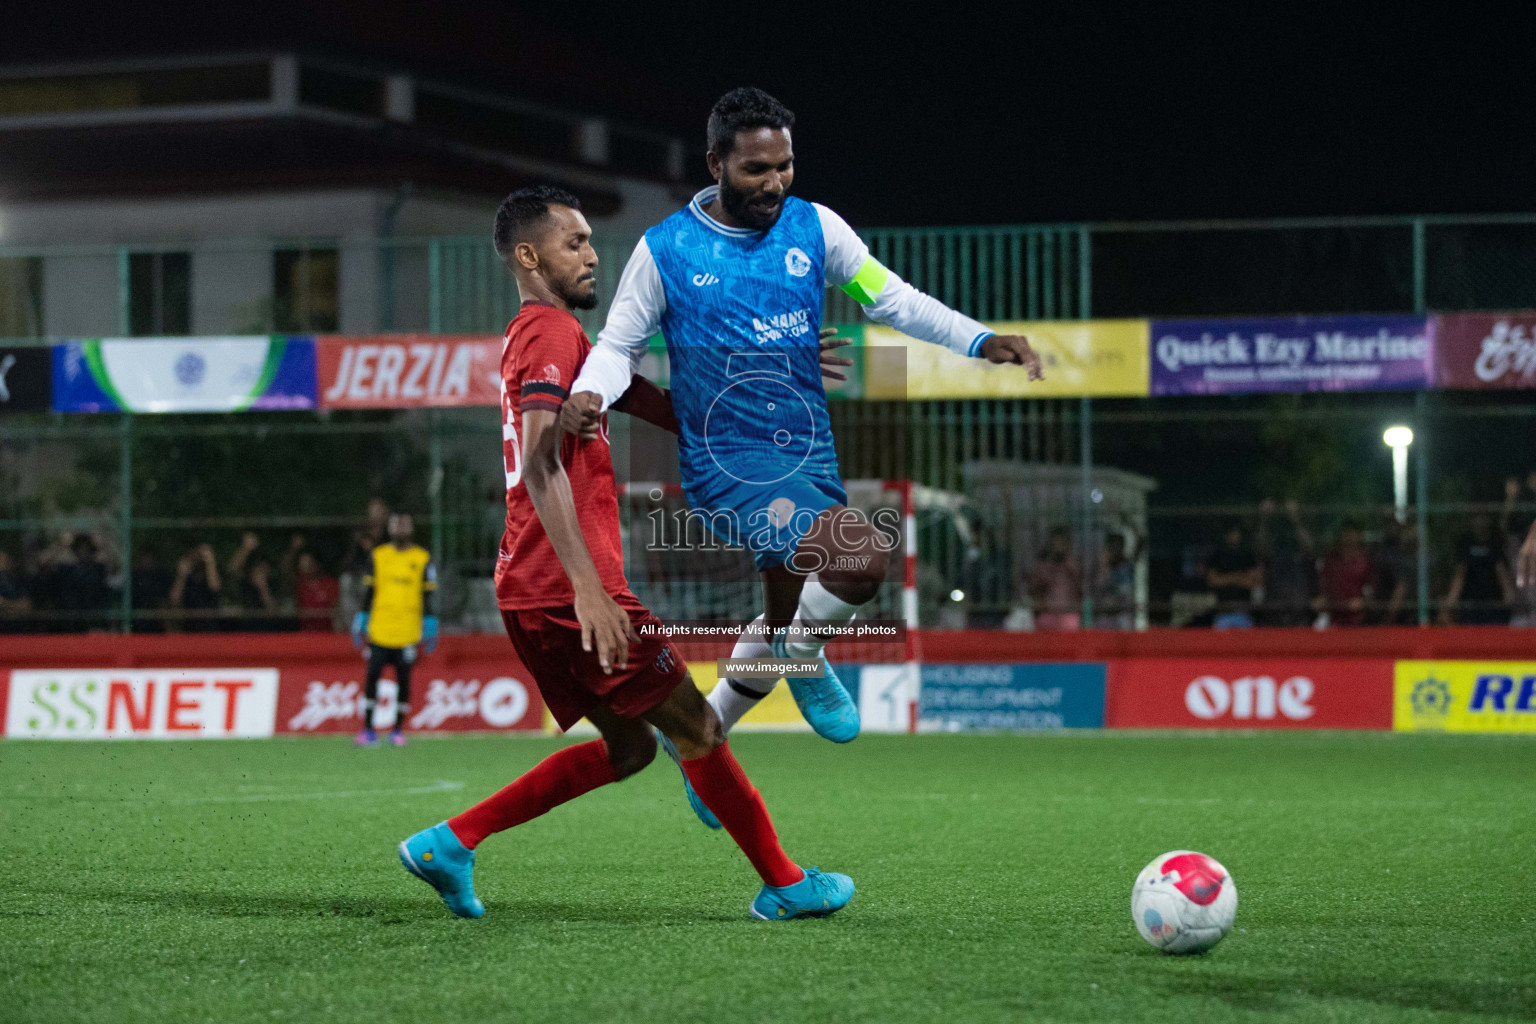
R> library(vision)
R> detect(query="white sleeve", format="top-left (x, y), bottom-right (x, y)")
top-left (815, 203), bottom-right (994, 358)
top-left (572, 237), bottom-right (666, 411)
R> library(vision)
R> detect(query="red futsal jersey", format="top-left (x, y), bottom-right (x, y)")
top-left (494, 302), bottom-right (632, 610)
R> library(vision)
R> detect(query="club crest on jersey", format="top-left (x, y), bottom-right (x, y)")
top-left (654, 647), bottom-right (675, 674)
top-left (784, 247), bottom-right (811, 278)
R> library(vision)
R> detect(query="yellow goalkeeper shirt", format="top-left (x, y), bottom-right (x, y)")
top-left (365, 543), bottom-right (436, 647)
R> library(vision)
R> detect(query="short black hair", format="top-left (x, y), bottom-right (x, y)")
top-left (493, 185), bottom-right (582, 260)
top-left (707, 87), bottom-right (795, 157)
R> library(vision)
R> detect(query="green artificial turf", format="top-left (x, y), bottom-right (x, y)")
top-left (2, 731), bottom-right (1534, 1023)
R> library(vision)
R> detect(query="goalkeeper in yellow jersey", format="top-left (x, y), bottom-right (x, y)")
top-left (352, 513), bottom-right (438, 746)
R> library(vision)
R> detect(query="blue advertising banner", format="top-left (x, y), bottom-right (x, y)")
top-left (918, 663), bottom-right (1106, 731)
top-left (53, 336), bottom-right (318, 413)
top-left (1149, 315), bottom-right (1432, 396)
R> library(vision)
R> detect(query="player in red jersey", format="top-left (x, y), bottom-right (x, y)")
top-left (397, 186), bottom-right (854, 922)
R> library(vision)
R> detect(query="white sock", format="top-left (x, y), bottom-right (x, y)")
top-left (783, 581), bottom-right (864, 660)
top-left (706, 615), bottom-right (774, 732)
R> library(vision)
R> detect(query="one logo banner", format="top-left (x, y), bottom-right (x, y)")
top-left (275, 660), bottom-right (544, 734)
top-left (1106, 659), bottom-right (1393, 729)
top-left (1149, 315), bottom-right (1432, 396)
top-left (52, 337), bottom-right (317, 413)
top-left (0, 346), bottom-right (52, 414)
top-left (1432, 313), bottom-right (1536, 390)
top-left (917, 663), bottom-right (1106, 730)
top-left (1394, 661), bottom-right (1536, 733)
top-left (865, 320), bottom-right (1149, 399)
top-left (318, 336), bottom-right (501, 409)
top-left (4, 669), bottom-right (278, 739)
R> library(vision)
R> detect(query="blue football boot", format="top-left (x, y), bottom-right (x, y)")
top-left (771, 635), bottom-right (860, 743)
top-left (398, 821), bottom-right (485, 919)
top-left (750, 866), bottom-right (855, 921)
top-left (655, 729), bottom-right (721, 830)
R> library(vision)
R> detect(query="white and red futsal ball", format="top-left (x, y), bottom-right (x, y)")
top-left (1131, 850), bottom-right (1238, 954)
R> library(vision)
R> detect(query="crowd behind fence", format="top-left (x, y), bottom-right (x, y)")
top-left (4, 213), bottom-right (1536, 634)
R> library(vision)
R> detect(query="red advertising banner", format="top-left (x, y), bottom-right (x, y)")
top-left (1433, 313), bottom-right (1536, 390)
top-left (275, 658), bottom-right (544, 734)
top-left (318, 336), bottom-right (501, 409)
top-left (1105, 658), bottom-right (1392, 730)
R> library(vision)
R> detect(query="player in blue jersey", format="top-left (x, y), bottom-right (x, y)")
top-left (565, 88), bottom-right (1042, 797)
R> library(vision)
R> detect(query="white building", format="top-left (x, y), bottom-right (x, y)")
top-left (0, 53), bottom-right (691, 338)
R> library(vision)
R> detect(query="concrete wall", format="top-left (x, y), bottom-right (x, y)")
top-left (42, 254), bottom-right (119, 337)
top-left (192, 249), bottom-right (272, 335)
top-left (3, 176), bottom-right (688, 338)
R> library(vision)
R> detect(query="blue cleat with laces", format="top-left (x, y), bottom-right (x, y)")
top-left (398, 821), bottom-right (485, 919)
top-left (655, 729), bottom-right (721, 829)
top-left (751, 866), bottom-right (855, 921)
top-left (772, 635), bottom-right (860, 743)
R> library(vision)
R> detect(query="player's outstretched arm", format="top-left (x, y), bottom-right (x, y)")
top-left (519, 405), bottom-right (638, 673)
top-left (818, 203), bottom-right (1044, 381)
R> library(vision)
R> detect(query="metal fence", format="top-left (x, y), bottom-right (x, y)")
top-left (4, 212), bottom-right (1536, 633)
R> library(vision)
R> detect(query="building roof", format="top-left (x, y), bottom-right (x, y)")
top-left (0, 116), bottom-right (621, 213)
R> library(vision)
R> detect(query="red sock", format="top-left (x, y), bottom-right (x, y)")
top-left (681, 742), bottom-right (803, 888)
top-left (447, 739), bottom-right (617, 849)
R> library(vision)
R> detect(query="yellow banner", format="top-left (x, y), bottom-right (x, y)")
top-left (545, 663), bottom-right (809, 734)
top-left (864, 320), bottom-right (1149, 399)
top-left (1394, 661), bottom-right (1536, 733)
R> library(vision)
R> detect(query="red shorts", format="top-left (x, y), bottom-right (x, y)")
top-left (500, 598), bottom-right (688, 732)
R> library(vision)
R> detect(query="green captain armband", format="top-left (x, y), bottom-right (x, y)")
top-left (839, 256), bottom-right (891, 306)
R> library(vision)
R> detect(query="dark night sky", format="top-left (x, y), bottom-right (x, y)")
top-left (4, 2), bottom-right (1533, 227)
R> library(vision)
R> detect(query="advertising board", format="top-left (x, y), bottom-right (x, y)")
top-left (1105, 659), bottom-right (1392, 729)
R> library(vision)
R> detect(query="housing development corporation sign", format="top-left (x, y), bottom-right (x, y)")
top-left (917, 663), bottom-right (1105, 730)
top-left (1150, 315), bottom-right (1432, 396)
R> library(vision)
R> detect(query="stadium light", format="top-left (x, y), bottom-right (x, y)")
top-left (949, 589), bottom-right (965, 602)
top-left (1383, 426), bottom-right (1414, 523)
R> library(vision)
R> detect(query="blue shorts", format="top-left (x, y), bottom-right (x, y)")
top-left (685, 471), bottom-right (848, 572)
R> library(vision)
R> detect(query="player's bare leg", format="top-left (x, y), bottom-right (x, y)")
top-left (643, 678), bottom-right (854, 920)
top-left (398, 709), bottom-right (655, 919)
top-left (708, 506), bottom-right (886, 740)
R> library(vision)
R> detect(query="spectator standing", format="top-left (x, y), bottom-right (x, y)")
top-left (1378, 518), bottom-right (1420, 625)
top-left (294, 551), bottom-right (340, 632)
top-left (1027, 526), bottom-right (1083, 631)
top-left (130, 551), bottom-right (173, 633)
top-left (0, 549), bottom-right (33, 633)
top-left (1257, 499), bottom-right (1315, 626)
top-left (340, 499), bottom-right (390, 625)
top-left (169, 543), bottom-right (222, 631)
top-left (1315, 522), bottom-right (1377, 627)
top-left (54, 534), bottom-right (115, 632)
top-left (1094, 521), bottom-right (1142, 631)
top-left (1206, 523), bottom-right (1262, 629)
top-left (228, 532), bottom-right (282, 631)
top-left (1441, 513), bottom-right (1514, 625)
top-left (1501, 474), bottom-right (1536, 625)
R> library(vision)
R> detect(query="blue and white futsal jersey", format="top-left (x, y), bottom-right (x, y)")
top-left (574, 185), bottom-right (995, 570)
